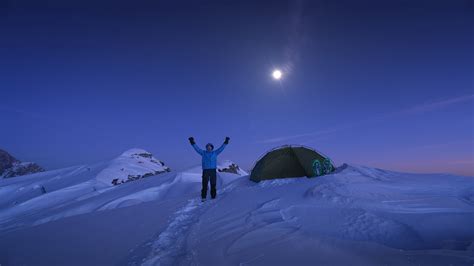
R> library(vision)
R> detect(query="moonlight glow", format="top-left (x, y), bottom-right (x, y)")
top-left (272, 69), bottom-right (282, 80)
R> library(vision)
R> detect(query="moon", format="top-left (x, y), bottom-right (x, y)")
top-left (272, 69), bottom-right (282, 80)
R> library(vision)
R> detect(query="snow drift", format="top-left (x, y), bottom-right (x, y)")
top-left (0, 158), bottom-right (473, 266)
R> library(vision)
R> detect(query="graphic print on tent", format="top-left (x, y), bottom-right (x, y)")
top-left (323, 158), bottom-right (333, 174)
top-left (250, 145), bottom-right (335, 182)
top-left (312, 159), bottom-right (322, 176)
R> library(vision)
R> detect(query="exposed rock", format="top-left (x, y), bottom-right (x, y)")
top-left (0, 149), bottom-right (45, 178)
top-left (3, 162), bottom-right (45, 178)
top-left (217, 161), bottom-right (246, 175)
top-left (218, 163), bottom-right (240, 174)
top-left (0, 149), bottom-right (19, 175)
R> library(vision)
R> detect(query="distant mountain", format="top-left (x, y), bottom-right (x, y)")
top-left (0, 149), bottom-right (45, 178)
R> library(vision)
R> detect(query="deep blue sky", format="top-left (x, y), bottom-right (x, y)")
top-left (1, 0), bottom-right (473, 175)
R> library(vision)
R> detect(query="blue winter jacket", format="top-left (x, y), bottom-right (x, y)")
top-left (192, 143), bottom-right (227, 169)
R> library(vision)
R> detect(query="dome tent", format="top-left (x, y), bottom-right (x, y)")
top-left (250, 145), bottom-right (335, 182)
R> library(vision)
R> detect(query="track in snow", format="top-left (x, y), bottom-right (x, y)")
top-left (127, 182), bottom-right (238, 266)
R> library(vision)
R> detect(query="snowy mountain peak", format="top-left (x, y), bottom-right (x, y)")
top-left (96, 148), bottom-right (171, 186)
top-left (0, 149), bottom-right (44, 178)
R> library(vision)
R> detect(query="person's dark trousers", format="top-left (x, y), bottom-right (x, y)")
top-left (202, 169), bottom-right (217, 199)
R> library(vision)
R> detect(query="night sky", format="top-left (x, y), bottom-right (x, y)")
top-left (1, 0), bottom-right (473, 176)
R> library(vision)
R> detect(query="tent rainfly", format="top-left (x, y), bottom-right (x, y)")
top-left (250, 145), bottom-right (335, 182)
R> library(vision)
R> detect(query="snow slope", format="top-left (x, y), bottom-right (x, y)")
top-left (0, 162), bottom-right (473, 266)
top-left (0, 148), bottom-right (174, 232)
top-left (135, 164), bottom-right (474, 266)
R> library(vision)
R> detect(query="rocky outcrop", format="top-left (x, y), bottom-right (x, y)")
top-left (217, 160), bottom-right (248, 175)
top-left (0, 149), bottom-right (45, 178)
top-left (218, 163), bottom-right (240, 174)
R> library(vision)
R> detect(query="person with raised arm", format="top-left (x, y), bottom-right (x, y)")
top-left (188, 137), bottom-right (230, 202)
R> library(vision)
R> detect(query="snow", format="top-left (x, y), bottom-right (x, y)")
top-left (0, 159), bottom-right (473, 265)
top-left (96, 148), bottom-right (170, 185)
top-left (0, 149), bottom-right (174, 232)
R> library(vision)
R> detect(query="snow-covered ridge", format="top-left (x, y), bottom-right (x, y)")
top-left (0, 151), bottom-right (247, 233)
top-left (96, 148), bottom-right (171, 186)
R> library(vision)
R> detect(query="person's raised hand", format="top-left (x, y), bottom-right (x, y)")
top-left (188, 137), bottom-right (195, 145)
top-left (224, 137), bottom-right (230, 144)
